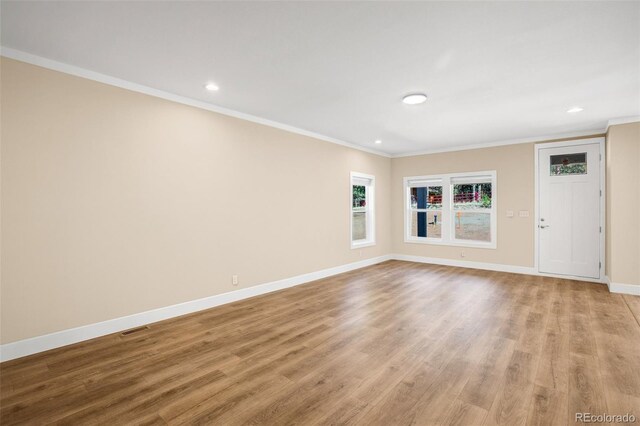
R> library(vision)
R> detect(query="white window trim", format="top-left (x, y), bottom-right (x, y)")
top-left (403, 170), bottom-right (497, 249)
top-left (351, 171), bottom-right (376, 249)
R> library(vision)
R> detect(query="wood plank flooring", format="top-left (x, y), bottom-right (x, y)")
top-left (1, 260), bottom-right (639, 425)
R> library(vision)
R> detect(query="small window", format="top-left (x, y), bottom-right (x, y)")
top-left (550, 153), bottom-right (587, 175)
top-left (404, 171), bottom-right (496, 248)
top-left (351, 172), bottom-right (375, 248)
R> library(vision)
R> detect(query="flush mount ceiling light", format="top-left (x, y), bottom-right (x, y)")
top-left (402, 93), bottom-right (427, 105)
top-left (205, 82), bottom-right (219, 91)
top-left (374, 140), bottom-right (382, 144)
top-left (567, 106), bottom-right (584, 113)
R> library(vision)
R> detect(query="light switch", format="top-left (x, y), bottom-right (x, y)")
top-left (506, 210), bottom-right (514, 218)
top-left (519, 210), bottom-right (529, 217)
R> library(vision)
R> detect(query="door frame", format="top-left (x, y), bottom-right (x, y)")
top-left (534, 137), bottom-right (606, 283)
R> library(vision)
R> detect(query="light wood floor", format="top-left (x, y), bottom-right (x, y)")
top-left (2, 260), bottom-right (640, 425)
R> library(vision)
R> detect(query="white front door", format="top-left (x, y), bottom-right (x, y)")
top-left (538, 142), bottom-right (602, 279)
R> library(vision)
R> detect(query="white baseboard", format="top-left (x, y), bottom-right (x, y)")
top-left (606, 276), bottom-right (640, 296)
top-left (3, 253), bottom-right (633, 362)
top-left (391, 253), bottom-right (536, 275)
top-left (392, 254), bottom-right (610, 284)
top-left (0, 255), bottom-right (392, 362)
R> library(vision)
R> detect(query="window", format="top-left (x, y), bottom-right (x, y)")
top-left (351, 172), bottom-right (375, 248)
top-left (550, 153), bottom-right (587, 175)
top-left (409, 184), bottom-right (443, 239)
top-left (404, 171), bottom-right (496, 248)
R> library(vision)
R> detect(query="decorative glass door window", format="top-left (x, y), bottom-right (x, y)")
top-left (550, 153), bottom-right (587, 175)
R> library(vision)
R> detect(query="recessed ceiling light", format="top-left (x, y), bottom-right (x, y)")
top-left (402, 93), bottom-right (427, 105)
top-left (205, 83), bottom-right (219, 91)
top-left (567, 107), bottom-right (584, 113)
top-left (374, 140), bottom-right (382, 144)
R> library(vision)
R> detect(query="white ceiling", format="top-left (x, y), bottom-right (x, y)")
top-left (2, 1), bottom-right (639, 155)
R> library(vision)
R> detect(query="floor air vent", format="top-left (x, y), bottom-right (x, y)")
top-left (120, 326), bottom-right (149, 336)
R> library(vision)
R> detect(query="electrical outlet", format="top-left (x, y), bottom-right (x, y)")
top-left (232, 275), bottom-right (239, 286)
top-left (460, 251), bottom-right (465, 258)
top-left (519, 210), bottom-right (529, 218)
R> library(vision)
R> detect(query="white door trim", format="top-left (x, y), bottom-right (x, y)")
top-left (534, 138), bottom-right (605, 282)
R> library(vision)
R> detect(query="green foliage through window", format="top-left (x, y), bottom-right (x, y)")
top-left (352, 185), bottom-right (366, 208)
top-left (481, 194), bottom-right (492, 208)
top-left (550, 163), bottom-right (587, 175)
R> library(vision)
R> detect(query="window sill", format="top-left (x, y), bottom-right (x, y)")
top-left (351, 240), bottom-right (376, 249)
top-left (404, 238), bottom-right (496, 250)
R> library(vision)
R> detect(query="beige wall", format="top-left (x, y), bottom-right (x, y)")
top-left (0, 58), bottom-right (391, 344)
top-left (391, 144), bottom-right (536, 266)
top-left (390, 135), bottom-right (605, 267)
top-left (1, 55), bottom-right (635, 346)
top-left (606, 122), bottom-right (640, 287)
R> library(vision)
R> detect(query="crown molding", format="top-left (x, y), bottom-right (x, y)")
top-left (1, 47), bottom-right (391, 158)
top-left (3, 47), bottom-right (630, 160)
top-left (606, 116), bottom-right (640, 132)
top-left (390, 128), bottom-right (606, 158)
